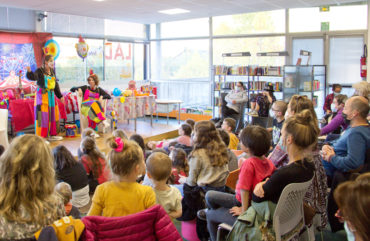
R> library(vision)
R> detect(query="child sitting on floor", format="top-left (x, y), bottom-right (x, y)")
top-left (147, 123), bottom-right (192, 150)
top-left (80, 137), bottom-right (111, 194)
top-left (87, 137), bottom-right (156, 217)
top-left (221, 118), bottom-right (239, 150)
top-left (146, 152), bottom-right (182, 219)
top-left (55, 182), bottom-right (81, 219)
top-left (77, 127), bottom-right (96, 159)
top-left (168, 148), bottom-right (188, 185)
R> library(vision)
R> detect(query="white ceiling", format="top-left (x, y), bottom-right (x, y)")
top-left (0, 0), bottom-right (366, 24)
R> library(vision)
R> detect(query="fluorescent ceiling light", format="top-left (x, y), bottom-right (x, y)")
top-left (158, 8), bottom-right (190, 15)
top-left (93, 0), bottom-right (105, 2)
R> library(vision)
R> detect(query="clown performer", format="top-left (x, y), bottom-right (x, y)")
top-left (70, 70), bottom-right (111, 131)
top-left (26, 55), bottom-right (64, 141)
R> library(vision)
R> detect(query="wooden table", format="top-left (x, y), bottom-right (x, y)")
top-left (155, 99), bottom-right (182, 125)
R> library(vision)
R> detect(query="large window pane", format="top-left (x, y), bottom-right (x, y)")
top-left (213, 10), bottom-right (285, 35)
top-left (292, 38), bottom-right (324, 65)
top-left (160, 18), bottom-right (209, 38)
top-left (105, 42), bottom-right (133, 88)
top-left (54, 37), bottom-right (85, 89)
top-left (213, 37), bottom-right (285, 66)
top-left (104, 20), bottom-right (146, 39)
top-left (134, 43), bottom-right (144, 81)
top-left (151, 39), bottom-right (209, 80)
top-left (329, 37), bottom-right (363, 86)
top-left (86, 39), bottom-right (104, 82)
top-left (289, 5), bottom-right (367, 33)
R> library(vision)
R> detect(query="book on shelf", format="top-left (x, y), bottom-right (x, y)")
top-left (312, 95), bottom-right (318, 108)
top-left (214, 65), bottom-right (248, 75)
top-left (313, 80), bottom-right (320, 91)
top-left (249, 66), bottom-right (282, 76)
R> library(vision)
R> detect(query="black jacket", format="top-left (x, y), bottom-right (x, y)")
top-left (26, 68), bottom-right (63, 99)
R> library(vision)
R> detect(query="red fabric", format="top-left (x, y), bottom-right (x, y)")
top-left (171, 168), bottom-right (187, 185)
top-left (80, 155), bottom-right (110, 184)
top-left (9, 98), bottom-right (67, 132)
top-left (235, 156), bottom-right (276, 203)
top-left (0, 32), bottom-right (52, 66)
top-left (324, 93), bottom-right (334, 112)
top-left (82, 204), bottom-right (182, 241)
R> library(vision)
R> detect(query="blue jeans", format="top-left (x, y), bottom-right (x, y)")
top-left (322, 159), bottom-right (336, 177)
top-left (206, 191), bottom-right (241, 241)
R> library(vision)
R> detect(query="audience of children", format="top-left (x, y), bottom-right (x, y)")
top-left (221, 118), bottom-right (239, 150)
top-left (53, 145), bottom-right (90, 213)
top-left (55, 182), bottom-right (81, 219)
top-left (168, 147), bottom-right (188, 184)
top-left (204, 125), bottom-right (276, 241)
top-left (217, 128), bottom-right (238, 172)
top-left (87, 137), bottom-right (156, 217)
top-left (186, 120), bottom-right (229, 191)
top-left (267, 100), bottom-right (287, 147)
top-left (1, 89), bottom-right (368, 241)
top-left (146, 152), bottom-right (183, 219)
top-left (80, 137), bottom-right (111, 194)
top-left (0, 135), bottom-right (65, 240)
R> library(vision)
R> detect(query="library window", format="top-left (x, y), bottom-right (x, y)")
top-left (150, 39), bottom-right (209, 80)
top-left (212, 10), bottom-right (285, 36)
top-left (134, 43), bottom-right (145, 81)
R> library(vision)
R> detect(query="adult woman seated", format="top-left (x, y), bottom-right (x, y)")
top-left (70, 70), bottom-right (111, 130)
top-left (53, 145), bottom-right (90, 213)
top-left (0, 135), bottom-right (65, 240)
top-left (320, 94), bottom-right (348, 136)
top-left (253, 110), bottom-right (317, 203)
top-left (268, 95), bottom-right (328, 229)
top-left (227, 110), bottom-right (318, 240)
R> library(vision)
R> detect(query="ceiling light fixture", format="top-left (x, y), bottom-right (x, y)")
top-left (93, 0), bottom-right (105, 2)
top-left (158, 8), bottom-right (190, 15)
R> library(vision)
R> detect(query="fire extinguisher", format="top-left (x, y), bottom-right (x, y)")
top-left (360, 44), bottom-right (367, 78)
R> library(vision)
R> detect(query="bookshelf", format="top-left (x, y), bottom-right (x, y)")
top-left (212, 65), bottom-right (284, 118)
top-left (283, 65), bottom-right (326, 118)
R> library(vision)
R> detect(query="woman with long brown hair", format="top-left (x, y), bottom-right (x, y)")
top-left (0, 135), bottom-right (65, 239)
top-left (26, 55), bottom-right (64, 140)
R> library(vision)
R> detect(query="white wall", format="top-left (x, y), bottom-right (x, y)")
top-left (0, 7), bottom-right (35, 31)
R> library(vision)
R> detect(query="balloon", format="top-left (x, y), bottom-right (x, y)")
top-left (123, 90), bottom-right (132, 97)
top-left (0, 101), bottom-right (4, 105)
top-left (120, 97), bottom-right (125, 103)
top-left (112, 88), bottom-right (122, 97)
top-left (75, 35), bottom-right (89, 61)
top-left (43, 39), bottom-right (60, 60)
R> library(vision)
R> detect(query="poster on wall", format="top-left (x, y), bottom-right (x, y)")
top-left (105, 42), bottom-right (133, 84)
top-left (0, 43), bottom-right (37, 93)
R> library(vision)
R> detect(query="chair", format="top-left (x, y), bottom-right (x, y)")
top-left (225, 168), bottom-right (240, 190)
top-left (0, 109), bottom-right (9, 149)
top-left (273, 178), bottom-right (313, 241)
top-left (77, 94), bottom-right (109, 133)
top-left (216, 178), bottom-right (314, 241)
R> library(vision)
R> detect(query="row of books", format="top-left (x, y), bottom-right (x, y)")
top-left (214, 65), bottom-right (283, 76)
top-left (303, 80), bottom-right (321, 91)
top-left (214, 81), bottom-right (283, 91)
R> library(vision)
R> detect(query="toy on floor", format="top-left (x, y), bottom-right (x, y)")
top-left (65, 124), bottom-right (77, 137)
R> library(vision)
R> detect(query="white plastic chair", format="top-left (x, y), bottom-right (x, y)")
top-left (77, 94), bottom-right (109, 134)
top-left (0, 109), bottom-right (9, 149)
top-left (273, 177), bottom-right (313, 241)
